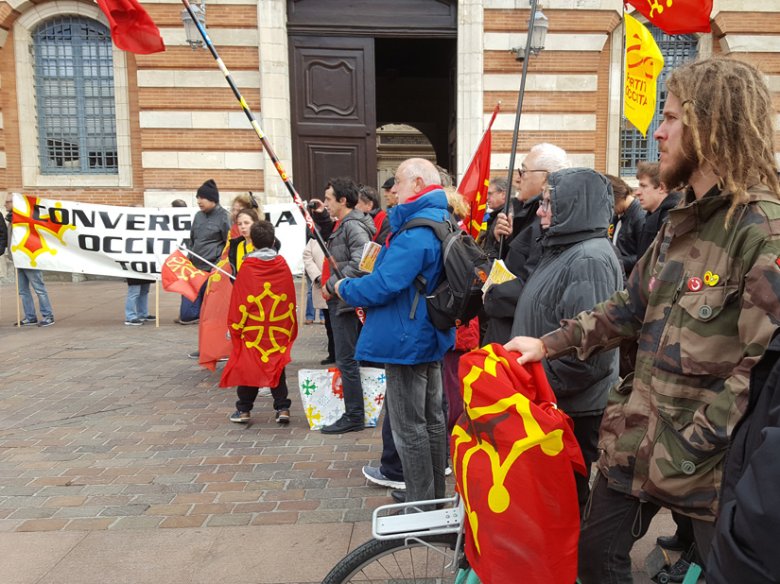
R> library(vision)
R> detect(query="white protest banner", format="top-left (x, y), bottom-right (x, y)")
top-left (8, 194), bottom-right (306, 279)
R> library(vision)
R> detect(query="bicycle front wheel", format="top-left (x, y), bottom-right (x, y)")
top-left (322, 533), bottom-right (460, 584)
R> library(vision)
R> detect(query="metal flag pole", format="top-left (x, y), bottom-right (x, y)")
top-left (178, 244), bottom-right (235, 280)
top-left (498, 0), bottom-right (541, 259)
top-left (179, 0), bottom-right (344, 280)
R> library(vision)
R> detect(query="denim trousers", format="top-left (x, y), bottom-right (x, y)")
top-left (305, 276), bottom-right (316, 321)
top-left (179, 280), bottom-right (206, 321)
top-left (579, 472), bottom-right (716, 583)
top-left (379, 411), bottom-right (404, 482)
top-left (329, 308), bottom-right (364, 421)
top-left (125, 283), bottom-right (150, 321)
top-left (235, 369), bottom-right (292, 412)
top-left (385, 361), bottom-right (447, 504)
top-left (18, 268), bottom-right (53, 320)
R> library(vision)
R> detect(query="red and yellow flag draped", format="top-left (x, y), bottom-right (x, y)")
top-left (626, 0), bottom-right (712, 35)
top-left (197, 257), bottom-right (234, 371)
top-left (220, 255), bottom-right (298, 389)
top-left (96, 0), bottom-right (165, 54)
top-left (452, 344), bottom-right (585, 584)
top-left (624, 13), bottom-right (664, 137)
top-left (458, 104), bottom-right (499, 239)
top-left (161, 250), bottom-right (208, 302)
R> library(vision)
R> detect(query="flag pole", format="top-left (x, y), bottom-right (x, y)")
top-left (178, 244), bottom-right (235, 280)
top-left (179, 0), bottom-right (344, 280)
top-left (498, 0), bottom-right (540, 259)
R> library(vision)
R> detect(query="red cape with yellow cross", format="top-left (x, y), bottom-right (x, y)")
top-left (220, 255), bottom-right (297, 388)
top-left (452, 343), bottom-right (585, 584)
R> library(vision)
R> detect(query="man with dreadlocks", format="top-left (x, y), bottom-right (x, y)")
top-left (505, 57), bottom-right (780, 582)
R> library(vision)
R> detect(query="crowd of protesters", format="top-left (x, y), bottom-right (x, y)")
top-left (3, 55), bottom-right (779, 582)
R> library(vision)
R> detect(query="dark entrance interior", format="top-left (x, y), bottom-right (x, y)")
top-left (375, 38), bottom-right (456, 173)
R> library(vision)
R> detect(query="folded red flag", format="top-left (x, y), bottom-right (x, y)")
top-left (197, 259), bottom-right (234, 371)
top-left (220, 255), bottom-right (298, 389)
top-left (452, 343), bottom-right (585, 584)
top-left (96, 0), bottom-right (165, 54)
top-left (161, 250), bottom-right (208, 302)
top-left (626, 0), bottom-right (712, 34)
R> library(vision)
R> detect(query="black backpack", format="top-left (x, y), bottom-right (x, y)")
top-left (396, 217), bottom-right (491, 330)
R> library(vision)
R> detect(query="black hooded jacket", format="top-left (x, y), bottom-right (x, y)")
top-left (708, 333), bottom-right (780, 584)
top-left (510, 168), bottom-right (623, 415)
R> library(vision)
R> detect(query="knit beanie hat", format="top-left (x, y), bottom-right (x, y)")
top-left (197, 179), bottom-right (219, 203)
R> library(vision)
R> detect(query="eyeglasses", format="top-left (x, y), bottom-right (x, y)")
top-left (518, 168), bottom-right (548, 178)
top-left (539, 186), bottom-right (554, 213)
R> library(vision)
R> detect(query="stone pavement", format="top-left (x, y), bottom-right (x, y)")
top-left (0, 278), bottom-right (671, 583)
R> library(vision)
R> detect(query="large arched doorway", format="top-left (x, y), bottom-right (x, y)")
top-left (287, 0), bottom-right (456, 198)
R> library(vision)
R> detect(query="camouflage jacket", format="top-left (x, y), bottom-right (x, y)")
top-left (541, 184), bottom-right (780, 520)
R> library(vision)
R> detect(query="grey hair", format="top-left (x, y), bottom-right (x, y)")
top-left (489, 177), bottom-right (509, 193)
top-left (528, 143), bottom-right (571, 172)
top-left (399, 158), bottom-right (441, 187)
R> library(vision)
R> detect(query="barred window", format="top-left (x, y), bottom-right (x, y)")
top-left (620, 26), bottom-right (698, 178)
top-left (33, 17), bottom-right (117, 175)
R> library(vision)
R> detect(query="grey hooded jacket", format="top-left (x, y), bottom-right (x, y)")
top-left (325, 209), bottom-right (375, 315)
top-left (510, 167), bottom-right (623, 416)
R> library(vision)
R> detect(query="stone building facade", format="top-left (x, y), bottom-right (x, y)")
top-left (0, 0), bottom-right (777, 208)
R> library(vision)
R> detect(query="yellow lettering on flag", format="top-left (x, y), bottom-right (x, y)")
top-left (624, 13), bottom-right (664, 137)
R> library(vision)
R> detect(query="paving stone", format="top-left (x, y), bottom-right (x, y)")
top-left (8, 507), bottom-right (58, 519)
top-left (250, 511), bottom-right (299, 525)
top-left (109, 516), bottom-right (164, 530)
top-left (204, 514), bottom-right (253, 527)
top-left (159, 515), bottom-right (206, 528)
top-left (296, 510), bottom-right (345, 524)
top-left (99, 504), bottom-right (150, 517)
top-left (64, 518), bottom-right (115, 530)
top-left (17, 518), bottom-right (69, 531)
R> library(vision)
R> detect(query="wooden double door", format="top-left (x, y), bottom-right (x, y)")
top-left (289, 36), bottom-right (376, 200)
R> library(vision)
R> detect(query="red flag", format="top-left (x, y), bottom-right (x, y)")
top-left (220, 255), bottom-right (298, 389)
top-left (197, 260), bottom-right (234, 371)
top-left (626, 0), bottom-right (712, 34)
top-left (452, 343), bottom-right (585, 584)
top-left (161, 250), bottom-right (208, 302)
top-left (96, 0), bottom-right (165, 55)
top-left (457, 104), bottom-right (499, 238)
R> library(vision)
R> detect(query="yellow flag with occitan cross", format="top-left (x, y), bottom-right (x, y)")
top-left (624, 13), bottom-right (664, 137)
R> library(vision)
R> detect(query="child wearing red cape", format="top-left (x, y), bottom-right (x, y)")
top-left (220, 220), bottom-right (298, 424)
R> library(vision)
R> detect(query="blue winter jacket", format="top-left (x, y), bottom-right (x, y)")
top-left (338, 188), bottom-right (456, 365)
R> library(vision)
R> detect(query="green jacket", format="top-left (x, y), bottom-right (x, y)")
top-left (542, 184), bottom-right (780, 520)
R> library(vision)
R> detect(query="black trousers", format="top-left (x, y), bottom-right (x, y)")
top-left (578, 472), bottom-right (716, 584)
top-left (571, 413), bottom-right (603, 512)
top-left (235, 369), bottom-right (291, 412)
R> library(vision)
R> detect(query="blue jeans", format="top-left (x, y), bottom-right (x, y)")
top-left (305, 276), bottom-right (316, 321)
top-left (385, 361), bottom-right (446, 505)
top-left (329, 307), bottom-right (364, 421)
top-left (179, 281), bottom-right (206, 321)
top-left (125, 283), bottom-right (150, 321)
top-left (18, 268), bottom-right (53, 321)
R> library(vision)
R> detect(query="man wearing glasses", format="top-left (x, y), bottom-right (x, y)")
top-left (508, 168), bottom-right (623, 512)
top-left (481, 143), bottom-right (570, 344)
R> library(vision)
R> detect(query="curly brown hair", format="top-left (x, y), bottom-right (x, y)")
top-left (666, 57), bottom-right (779, 225)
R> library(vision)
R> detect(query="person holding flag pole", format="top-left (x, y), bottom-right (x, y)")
top-left (177, 0), bottom-right (352, 291)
